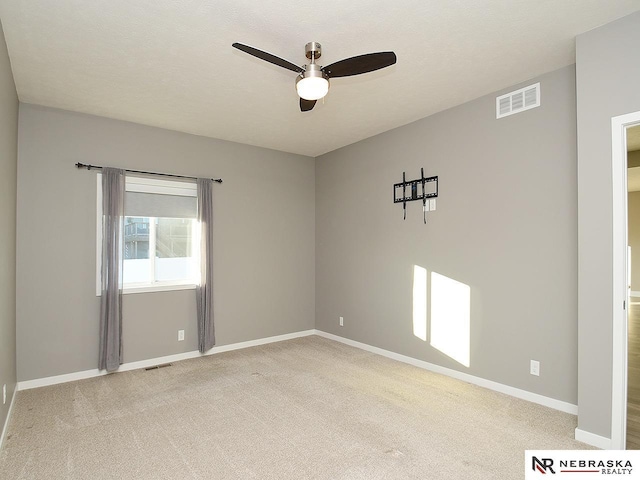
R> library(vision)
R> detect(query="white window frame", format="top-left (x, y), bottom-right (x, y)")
top-left (96, 174), bottom-right (200, 295)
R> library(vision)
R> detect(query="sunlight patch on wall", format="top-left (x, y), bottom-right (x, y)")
top-left (430, 272), bottom-right (470, 367)
top-left (412, 265), bottom-right (427, 341)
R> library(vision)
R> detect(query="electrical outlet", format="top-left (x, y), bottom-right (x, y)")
top-left (429, 198), bottom-right (436, 211)
top-left (2, 384), bottom-right (6, 405)
top-left (178, 330), bottom-right (185, 341)
top-left (339, 316), bottom-right (344, 327)
top-left (530, 360), bottom-right (540, 376)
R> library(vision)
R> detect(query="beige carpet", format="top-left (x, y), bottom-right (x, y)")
top-left (0, 336), bottom-right (590, 479)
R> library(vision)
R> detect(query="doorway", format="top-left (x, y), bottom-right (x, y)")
top-left (626, 125), bottom-right (640, 448)
top-left (611, 113), bottom-right (640, 450)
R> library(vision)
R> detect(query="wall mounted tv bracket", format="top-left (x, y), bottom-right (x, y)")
top-left (393, 168), bottom-right (438, 224)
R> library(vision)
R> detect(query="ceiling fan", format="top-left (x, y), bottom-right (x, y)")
top-left (232, 42), bottom-right (397, 112)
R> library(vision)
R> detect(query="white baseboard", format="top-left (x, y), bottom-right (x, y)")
top-left (575, 428), bottom-right (611, 449)
top-left (631, 291), bottom-right (640, 298)
top-left (17, 329), bottom-right (316, 391)
top-left (0, 387), bottom-right (17, 451)
top-left (314, 330), bottom-right (579, 415)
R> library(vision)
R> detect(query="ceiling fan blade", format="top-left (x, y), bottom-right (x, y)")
top-left (322, 52), bottom-right (396, 78)
top-left (300, 98), bottom-right (317, 112)
top-left (232, 43), bottom-right (304, 73)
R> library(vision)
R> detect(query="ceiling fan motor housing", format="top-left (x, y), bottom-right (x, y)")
top-left (298, 63), bottom-right (328, 82)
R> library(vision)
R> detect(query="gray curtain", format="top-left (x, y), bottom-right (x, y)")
top-left (99, 168), bottom-right (125, 372)
top-left (196, 178), bottom-right (215, 353)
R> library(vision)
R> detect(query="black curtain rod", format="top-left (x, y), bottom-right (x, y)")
top-left (75, 162), bottom-right (223, 183)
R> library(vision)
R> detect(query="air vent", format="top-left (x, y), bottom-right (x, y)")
top-left (145, 363), bottom-right (172, 371)
top-left (496, 83), bottom-right (540, 119)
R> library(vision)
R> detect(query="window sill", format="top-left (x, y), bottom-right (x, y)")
top-left (96, 283), bottom-right (197, 296)
top-left (124, 283), bottom-right (197, 295)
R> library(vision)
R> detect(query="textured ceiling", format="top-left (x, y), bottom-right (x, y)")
top-left (1, 1), bottom-right (640, 157)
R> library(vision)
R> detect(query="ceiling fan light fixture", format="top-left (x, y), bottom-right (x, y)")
top-left (296, 64), bottom-right (329, 100)
top-left (296, 77), bottom-right (329, 100)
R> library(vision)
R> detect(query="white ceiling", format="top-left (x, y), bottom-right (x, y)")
top-left (1, 1), bottom-right (640, 157)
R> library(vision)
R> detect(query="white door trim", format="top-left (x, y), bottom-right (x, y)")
top-left (611, 111), bottom-right (640, 450)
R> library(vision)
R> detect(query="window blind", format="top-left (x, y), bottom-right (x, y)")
top-left (124, 191), bottom-right (197, 219)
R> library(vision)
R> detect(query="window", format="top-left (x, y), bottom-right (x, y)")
top-left (97, 175), bottom-right (200, 294)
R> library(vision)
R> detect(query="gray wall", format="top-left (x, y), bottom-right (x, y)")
top-left (576, 11), bottom-right (640, 439)
top-left (629, 192), bottom-right (640, 292)
top-left (316, 66), bottom-right (578, 404)
top-left (16, 104), bottom-right (315, 381)
top-left (0, 20), bottom-right (18, 433)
